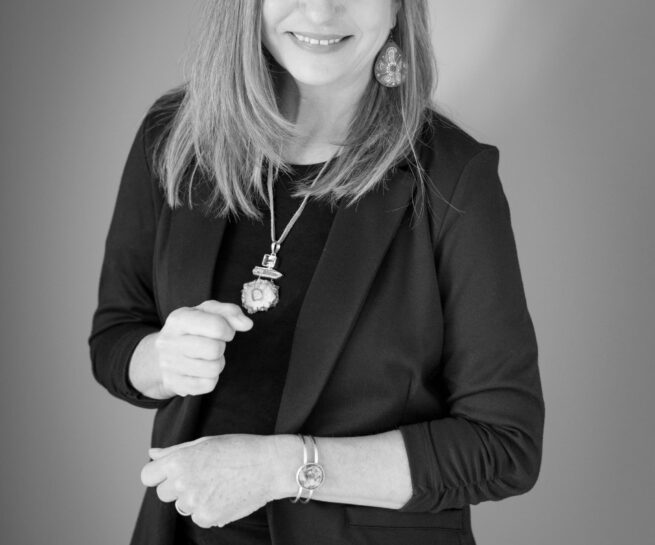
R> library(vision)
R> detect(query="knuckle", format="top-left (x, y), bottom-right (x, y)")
top-left (187, 385), bottom-right (202, 396)
top-left (155, 484), bottom-right (169, 502)
top-left (197, 378), bottom-right (216, 393)
top-left (223, 302), bottom-right (241, 315)
top-left (201, 366), bottom-right (218, 380)
top-left (159, 336), bottom-right (178, 353)
top-left (213, 317), bottom-right (235, 341)
top-left (181, 383), bottom-right (195, 396)
top-left (161, 374), bottom-right (175, 390)
top-left (140, 466), bottom-right (151, 486)
top-left (186, 381), bottom-right (205, 396)
top-left (167, 308), bottom-right (184, 323)
top-left (185, 494), bottom-right (198, 510)
top-left (153, 335), bottom-right (166, 351)
top-left (217, 356), bottom-right (226, 373)
top-left (160, 357), bottom-right (175, 371)
top-left (172, 477), bottom-right (185, 492)
top-left (208, 342), bottom-right (223, 360)
top-left (172, 382), bottom-right (188, 396)
top-left (167, 457), bottom-right (181, 473)
top-left (204, 361), bottom-right (221, 379)
top-left (191, 513), bottom-right (213, 529)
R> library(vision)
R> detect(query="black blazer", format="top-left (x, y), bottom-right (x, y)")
top-left (89, 97), bottom-right (544, 545)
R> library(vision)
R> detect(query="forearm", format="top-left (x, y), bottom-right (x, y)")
top-left (89, 322), bottom-right (166, 408)
top-left (271, 431), bottom-right (413, 509)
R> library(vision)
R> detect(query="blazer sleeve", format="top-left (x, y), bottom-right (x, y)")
top-left (87, 113), bottom-right (168, 409)
top-left (399, 147), bottom-right (545, 512)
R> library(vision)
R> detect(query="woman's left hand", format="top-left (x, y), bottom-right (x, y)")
top-left (141, 434), bottom-right (282, 528)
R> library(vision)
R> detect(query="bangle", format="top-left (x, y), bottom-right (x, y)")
top-left (291, 434), bottom-right (325, 504)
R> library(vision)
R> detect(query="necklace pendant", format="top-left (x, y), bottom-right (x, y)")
top-left (241, 253), bottom-right (283, 314)
top-left (241, 277), bottom-right (279, 314)
top-left (262, 253), bottom-right (278, 268)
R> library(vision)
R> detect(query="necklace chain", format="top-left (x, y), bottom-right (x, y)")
top-left (266, 161), bottom-right (330, 251)
top-left (241, 159), bottom-right (334, 314)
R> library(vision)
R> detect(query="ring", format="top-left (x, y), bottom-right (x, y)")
top-left (175, 501), bottom-right (190, 517)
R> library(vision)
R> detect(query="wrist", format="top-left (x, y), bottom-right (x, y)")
top-left (270, 434), bottom-right (303, 500)
top-left (129, 332), bottom-right (172, 400)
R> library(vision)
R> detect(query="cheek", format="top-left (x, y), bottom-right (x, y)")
top-left (260, 1), bottom-right (289, 49)
top-left (356, 27), bottom-right (392, 67)
top-left (352, 5), bottom-right (396, 60)
top-left (260, 4), bottom-right (275, 48)
top-left (261, 0), bottom-right (284, 45)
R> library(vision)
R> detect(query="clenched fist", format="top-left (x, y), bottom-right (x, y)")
top-left (129, 300), bottom-right (253, 399)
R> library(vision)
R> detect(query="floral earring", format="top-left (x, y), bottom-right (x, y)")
top-left (374, 32), bottom-right (407, 87)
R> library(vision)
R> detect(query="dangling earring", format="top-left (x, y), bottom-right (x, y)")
top-left (374, 32), bottom-right (407, 87)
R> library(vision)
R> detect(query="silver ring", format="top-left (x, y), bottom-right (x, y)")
top-left (175, 501), bottom-right (190, 517)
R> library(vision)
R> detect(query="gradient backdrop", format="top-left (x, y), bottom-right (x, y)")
top-left (1, 1), bottom-right (653, 544)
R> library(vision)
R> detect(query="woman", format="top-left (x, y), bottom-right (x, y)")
top-left (89, 1), bottom-right (545, 544)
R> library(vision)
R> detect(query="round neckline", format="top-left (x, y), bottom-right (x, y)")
top-left (288, 161), bottom-right (326, 171)
top-left (284, 162), bottom-right (328, 184)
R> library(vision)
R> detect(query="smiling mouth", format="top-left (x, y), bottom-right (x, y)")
top-left (289, 32), bottom-right (351, 46)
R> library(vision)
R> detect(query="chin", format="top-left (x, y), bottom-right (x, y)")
top-left (285, 66), bottom-right (348, 88)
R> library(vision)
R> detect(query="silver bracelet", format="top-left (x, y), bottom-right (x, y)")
top-left (291, 434), bottom-right (325, 504)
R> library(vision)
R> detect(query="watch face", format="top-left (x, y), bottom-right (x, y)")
top-left (297, 462), bottom-right (325, 490)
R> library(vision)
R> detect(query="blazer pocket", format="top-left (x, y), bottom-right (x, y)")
top-left (345, 505), bottom-right (464, 530)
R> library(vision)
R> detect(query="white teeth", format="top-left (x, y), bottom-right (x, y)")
top-left (292, 33), bottom-right (344, 46)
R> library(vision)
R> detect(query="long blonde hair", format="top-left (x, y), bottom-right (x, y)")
top-left (155, 0), bottom-right (437, 219)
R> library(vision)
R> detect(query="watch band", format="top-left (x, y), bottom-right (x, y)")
top-left (291, 434), bottom-right (325, 504)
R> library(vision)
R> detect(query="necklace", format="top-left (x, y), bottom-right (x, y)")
top-left (241, 162), bottom-right (327, 314)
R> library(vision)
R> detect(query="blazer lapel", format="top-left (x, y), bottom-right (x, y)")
top-left (157, 181), bottom-right (227, 317)
top-left (157, 169), bottom-right (415, 436)
top-left (275, 168), bottom-right (415, 433)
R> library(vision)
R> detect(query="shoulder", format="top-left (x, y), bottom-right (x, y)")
top-left (417, 108), bottom-right (498, 187)
top-left (411, 108), bottom-right (503, 240)
top-left (140, 87), bottom-right (186, 155)
top-left (127, 87), bottom-right (186, 177)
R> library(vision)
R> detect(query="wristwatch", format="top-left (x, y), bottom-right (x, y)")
top-left (292, 435), bottom-right (325, 503)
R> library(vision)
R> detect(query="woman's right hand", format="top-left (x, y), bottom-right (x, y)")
top-left (129, 301), bottom-right (253, 400)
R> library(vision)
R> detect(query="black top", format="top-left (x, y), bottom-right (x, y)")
top-left (88, 96), bottom-right (543, 545)
top-left (178, 164), bottom-right (335, 543)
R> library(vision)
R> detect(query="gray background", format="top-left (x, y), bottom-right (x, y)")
top-left (1, 1), bottom-right (653, 544)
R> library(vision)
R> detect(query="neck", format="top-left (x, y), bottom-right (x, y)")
top-left (277, 73), bottom-right (371, 164)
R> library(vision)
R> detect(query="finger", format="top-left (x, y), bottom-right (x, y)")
top-left (175, 497), bottom-right (195, 517)
top-left (176, 336), bottom-right (226, 361)
top-left (191, 512), bottom-right (216, 529)
top-left (195, 300), bottom-right (254, 332)
top-left (161, 356), bottom-right (225, 379)
top-left (141, 460), bottom-right (167, 487)
top-left (149, 436), bottom-right (212, 459)
top-left (162, 375), bottom-right (219, 397)
top-left (166, 308), bottom-right (237, 340)
top-left (156, 480), bottom-right (178, 503)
